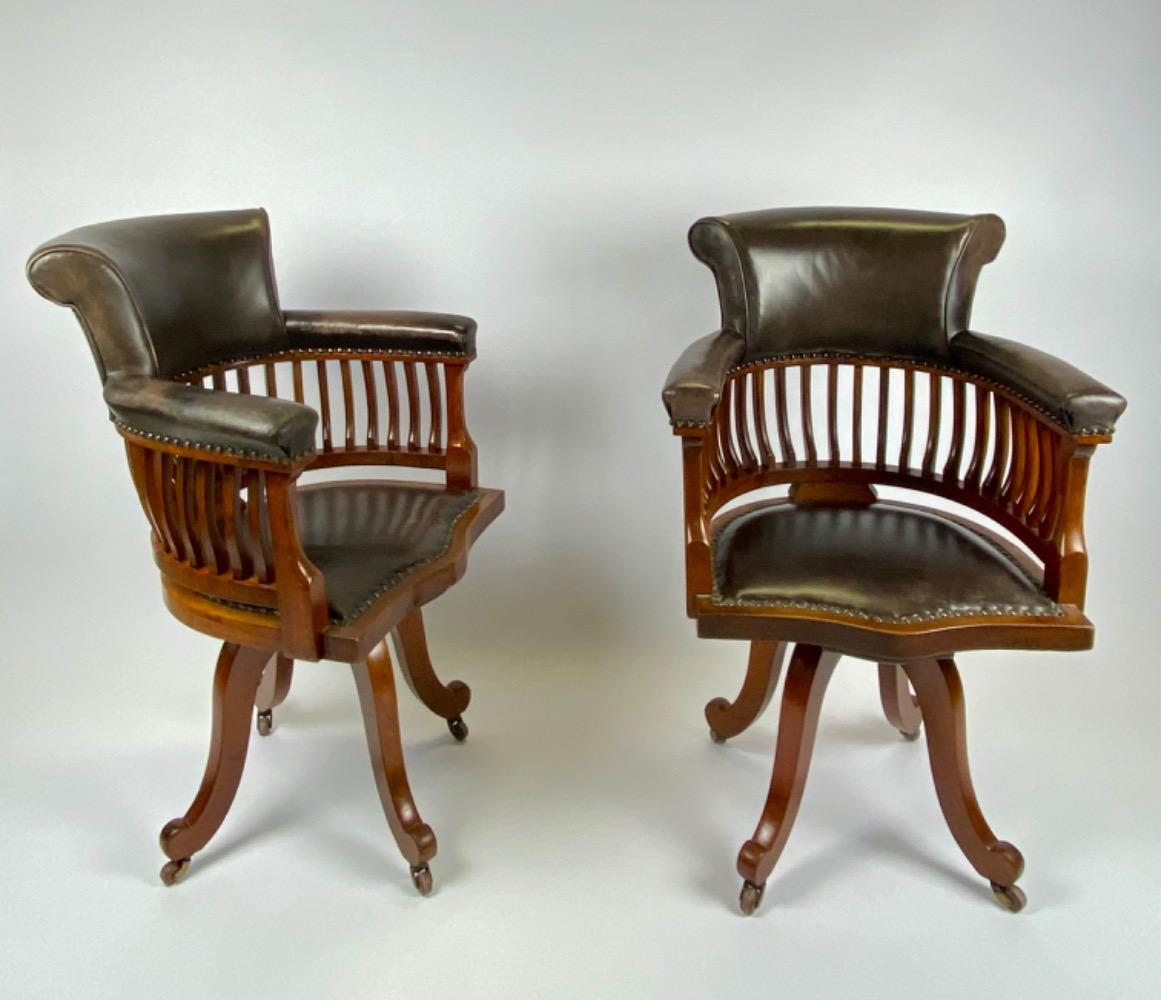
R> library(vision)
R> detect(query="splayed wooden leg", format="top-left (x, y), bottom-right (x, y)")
top-left (393, 608), bottom-right (471, 742)
top-left (706, 641), bottom-right (786, 743)
top-left (902, 657), bottom-right (1026, 912)
top-left (254, 654), bottom-right (294, 736)
top-left (159, 642), bottom-right (271, 884)
top-left (352, 639), bottom-right (437, 893)
top-left (878, 662), bottom-right (922, 740)
top-left (735, 645), bottom-right (840, 914)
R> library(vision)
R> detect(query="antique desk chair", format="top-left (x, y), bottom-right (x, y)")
top-left (28, 209), bottom-right (503, 893)
top-left (662, 207), bottom-right (1124, 915)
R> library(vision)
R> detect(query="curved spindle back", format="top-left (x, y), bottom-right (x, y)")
top-left (701, 358), bottom-right (1075, 564)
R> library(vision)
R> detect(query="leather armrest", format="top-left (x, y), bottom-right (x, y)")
top-left (662, 330), bottom-right (746, 426)
top-left (104, 374), bottom-right (319, 463)
top-left (950, 331), bottom-right (1126, 435)
top-left (283, 309), bottom-right (476, 357)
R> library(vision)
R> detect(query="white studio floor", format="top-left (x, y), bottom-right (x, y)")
top-left (2, 598), bottom-right (1158, 1000)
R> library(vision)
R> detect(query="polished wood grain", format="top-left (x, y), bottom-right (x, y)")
top-left (735, 645), bottom-right (840, 912)
top-left (110, 346), bottom-right (499, 890)
top-left (352, 640), bottom-right (437, 883)
top-left (158, 642), bottom-right (271, 883)
top-left (877, 663), bottom-right (921, 740)
top-left (705, 641), bottom-right (786, 742)
top-left (670, 353), bottom-right (1113, 913)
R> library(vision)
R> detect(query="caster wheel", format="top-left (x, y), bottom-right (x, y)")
top-left (411, 864), bottom-right (433, 896)
top-left (739, 880), bottom-right (764, 916)
top-left (447, 716), bottom-right (468, 743)
top-left (900, 727), bottom-right (921, 742)
top-left (990, 881), bottom-right (1027, 913)
top-left (160, 858), bottom-right (190, 886)
top-left (256, 710), bottom-right (273, 737)
top-left (709, 729), bottom-right (726, 744)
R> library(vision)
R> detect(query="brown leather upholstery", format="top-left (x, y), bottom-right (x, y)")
top-left (27, 209), bottom-right (285, 380)
top-left (285, 310), bottom-right (476, 357)
top-left (713, 502), bottom-right (1060, 623)
top-left (665, 207), bottom-right (1126, 431)
top-left (27, 210), bottom-right (483, 458)
top-left (688, 207), bottom-right (1005, 363)
top-left (294, 482), bottom-right (480, 623)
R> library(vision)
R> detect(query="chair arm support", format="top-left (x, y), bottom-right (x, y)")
top-left (104, 373), bottom-right (319, 464)
top-left (662, 330), bottom-right (746, 426)
top-left (283, 309), bottom-right (477, 358)
top-left (950, 331), bottom-right (1126, 436)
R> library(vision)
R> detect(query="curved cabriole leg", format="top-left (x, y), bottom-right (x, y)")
top-left (902, 657), bottom-right (1026, 912)
top-left (393, 609), bottom-right (471, 742)
top-left (254, 655), bottom-right (294, 736)
top-left (352, 639), bottom-right (438, 894)
top-left (736, 645), bottom-right (840, 915)
top-left (878, 662), bottom-right (922, 740)
top-left (159, 643), bottom-right (272, 885)
top-left (706, 641), bottom-right (786, 743)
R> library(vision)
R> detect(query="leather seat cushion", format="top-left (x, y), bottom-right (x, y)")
top-left (712, 502), bottom-right (1060, 622)
top-left (296, 482), bottom-right (479, 624)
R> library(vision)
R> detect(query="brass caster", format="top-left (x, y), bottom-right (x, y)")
top-left (256, 709), bottom-right (273, 737)
top-left (447, 716), bottom-right (468, 743)
top-left (900, 727), bottom-right (921, 742)
top-left (411, 863), bottom-right (434, 896)
top-left (160, 858), bottom-right (190, 886)
top-left (990, 881), bottom-right (1027, 913)
top-left (709, 728), bottom-right (726, 744)
top-left (739, 880), bottom-right (764, 916)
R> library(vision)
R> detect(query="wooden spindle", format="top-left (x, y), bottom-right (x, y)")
top-left (851, 364), bottom-right (863, 466)
top-left (876, 365), bottom-right (891, 468)
top-left (1001, 407), bottom-right (1025, 506)
top-left (1035, 425), bottom-right (1056, 534)
top-left (191, 462), bottom-right (220, 571)
top-left (426, 362), bottom-right (444, 453)
top-left (362, 360), bottom-right (380, 449)
top-left (219, 467), bottom-right (243, 578)
top-left (384, 361), bottom-right (400, 449)
top-left (717, 379), bottom-right (740, 477)
top-left (733, 373), bottom-right (756, 470)
top-left (170, 457), bottom-right (197, 566)
top-left (404, 362), bottom-right (421, 450)
top-left (245, 470), bottom-right (269, 582)
top-left (264, 362), bottom-right (278, 397)
top-left (211, 371), bottom-right (226, 392)
top-left (964, 385), bottom-right (991, 490)
top-left (921, 373), bottom-right (941, 477)
top-left (126, 444), bottom-right (164, 547)
top-left (341, 360), bottom-right (356, 449)
top-left (317, 360), bottom-right (333, 451)
top-left (800, 365), bottom-right (817, 466)
top-left (773, 367), bottom-right (795, 463)
top-left (753, 370), bottom-right (774, 468)
top-left (236, 367), bottom-right (251, 394)
top-left (1016, 413), bottom-right (1040, 521)
top-left (826, 363), bottom-right (840, 465)
top-left (292, 360), bottom-right (305, 403)
top-left (984, 397), bottom-right (1010, 499)
top-left (898, 369), bottom-right (915, 471)
top-left (943, 379), bottom-right (966, 482)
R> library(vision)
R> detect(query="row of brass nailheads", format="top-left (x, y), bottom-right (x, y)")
top-left (176, 346), bottom-right (474, 380)
top-left (111, 418), bottom-right (315, 464)
top-left (708, 595), bottom-right (1065, 622)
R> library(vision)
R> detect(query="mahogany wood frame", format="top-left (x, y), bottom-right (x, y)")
top-left (137, 347), bottom-right (502, 892)
top-left (673, 354), bottom-right (1113, 914)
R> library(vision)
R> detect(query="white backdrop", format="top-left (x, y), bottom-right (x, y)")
top-left (1, 2), bottom-right (1159, 998)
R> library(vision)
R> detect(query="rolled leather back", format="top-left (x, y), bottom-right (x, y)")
top-left (688, 207), bottom-right (1005, 363)
top-left (27, 208), bottom-right (287, 381)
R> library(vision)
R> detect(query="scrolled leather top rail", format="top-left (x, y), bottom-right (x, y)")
top-left (950, 331), bottom-right (1125, 435)
top-left (104, 373), bottom-right (319, 463)
top-left (283, 309), bottom-right (477, 358)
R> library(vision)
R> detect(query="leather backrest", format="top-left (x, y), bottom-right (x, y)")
top-left (27, 209), bottom-right (287, 380)
top-left (688, 207), bottom-right (1005, 363)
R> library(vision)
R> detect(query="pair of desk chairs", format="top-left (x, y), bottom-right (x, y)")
top-left (27, 207), bottom-right (1125, 914)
